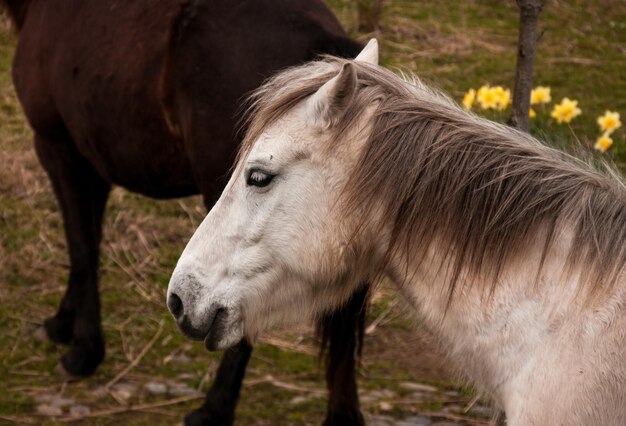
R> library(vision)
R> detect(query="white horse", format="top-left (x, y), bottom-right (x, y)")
top-left (168, 40), bottom-right (626, 424)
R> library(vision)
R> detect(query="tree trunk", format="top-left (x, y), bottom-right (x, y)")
top-left (357, 0), bottom-right (383, 33)
top-left (508, 0), bottom-right (542, 132)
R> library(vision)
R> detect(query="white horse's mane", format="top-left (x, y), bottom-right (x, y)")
top-left (240, 56), bottom-right (626, 303)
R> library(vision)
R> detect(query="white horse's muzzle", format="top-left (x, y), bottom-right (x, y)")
top-left (167, 271), bottom-right (244, 351)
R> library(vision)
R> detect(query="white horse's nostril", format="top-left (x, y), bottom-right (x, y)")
top-left (167, 293), bottom-right (184, 319)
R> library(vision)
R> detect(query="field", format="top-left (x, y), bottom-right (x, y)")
top-left (1, 1), bottom-right (625, 425)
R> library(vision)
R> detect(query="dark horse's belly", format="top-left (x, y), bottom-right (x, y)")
top-left (13, 0), bottom-right (198, 198)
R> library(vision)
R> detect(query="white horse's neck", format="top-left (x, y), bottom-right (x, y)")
top-left (385, 224), bottom-right (626, 424)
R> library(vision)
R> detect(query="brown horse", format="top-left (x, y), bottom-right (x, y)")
top-left (3, 1), bottom-right (368, 424)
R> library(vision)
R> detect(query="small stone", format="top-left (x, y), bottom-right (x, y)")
top-left (289, 395), bottom-right (311, 405)
top-left (368, 415), bottom-right (394, 426)
top-left (112, 382), bottom-right (137, 401)
top-left (34, 394), bottom-right (53, 403)
top-left (69, 405), bottom-right (91, 416)
top-left (91, 387), bottom-right (108, 399)
top-left (50, 397), bottom-right (75, 408)
top-left (36, 405), bottom-right (63, 416)
top-left (442, 404), bottom-right (462, 413)
top-left (168, 384), bottom-right (198, 397)
top-left (177, 373), bottom-right (195, 380)
top-left (361, 389), bottom-right (397, 403)
top-left (113, 382), bottom-right (137, 393)
top-left (399, 382), bottom-right (438, 393)
top-left (144, 382), bottom-right (168, 395)
top-left (111, 389), bottom-right (132, 402)
top-left (379, 401), bottom-right (393, 411)
top-left (33, 326), bottom-right (51, 344)
top-left (397, 416), bottom-right (433, 426)
top-left (409, 391), bottom-right (431, 400)
top-left (172, 354), bottom-right (192, 363)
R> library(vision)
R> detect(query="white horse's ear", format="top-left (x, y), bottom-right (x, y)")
top-left (355, 39), bottom-right (379, 65)
top-left (307, 62), bottom-right (357, 128)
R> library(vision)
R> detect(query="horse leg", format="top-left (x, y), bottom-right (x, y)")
top-left (34, 133), bottom-right (110, 376)
top-left (321, 285), bottom-right (368, 426)
top-left (184, 340), bottom-right (253, 426)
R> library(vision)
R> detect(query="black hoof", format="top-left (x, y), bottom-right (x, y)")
top-left (43, 315), bottom-right (74, 345)
top-left (58, 339), bottom-right (105, 377)
top-left (184, 408), bottom-right (234, 426)
top-left (322, 409), bottom-right (365, 426)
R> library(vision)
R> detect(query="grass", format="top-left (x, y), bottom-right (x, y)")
top-left (1, 1), bottom-right (625, 425)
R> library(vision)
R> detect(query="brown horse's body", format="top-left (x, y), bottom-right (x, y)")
top-left (15, 1), bottom-right (194, 196)
top-left (14, 0), bottom-right (360, 198)
top-left (5, 0), bottom-right (367, 424)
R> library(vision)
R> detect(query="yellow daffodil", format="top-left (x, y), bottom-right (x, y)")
top-left (551, 98), bottom-right (582, 124)
top-left (494, 86), bottom-right (511, 111)
top-left (529, 108), bottom-right (536, 118)
top-left (597, 110), bottom-right (621, 135)
top-left (477, 85), bottom-right (498, 110)
top-left (475, 85), bottom-right (511, 110)
top-left (477, 85), bottom-right (489, 99)
top-left (594, 133), bottom-right (613, 153)
top-left (476, 85), bottom-right (496, 109)
top-left (462, 88), bottom-right (476, 110)
top-left (531, 86), bottom-right (551, 105)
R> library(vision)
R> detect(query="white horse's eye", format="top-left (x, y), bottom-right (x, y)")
top-left (246, 169), bottom-right (275, 188)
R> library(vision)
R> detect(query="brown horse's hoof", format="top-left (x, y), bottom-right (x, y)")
top-left (56, 340), bottom-right (105, 377)
top-left (43, 316), bottom-right (74, 345)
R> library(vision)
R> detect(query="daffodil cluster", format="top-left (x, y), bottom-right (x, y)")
top-left (530, 86), bottom-right (551, 118)
top-left (460, 84), bottom-right (622, 154)
top-left (463, 85), bottom-right (511, 111)
top-left (550, 98), bottom-right (582, 124)
top-left (594, 111), bottom-right (621, 153)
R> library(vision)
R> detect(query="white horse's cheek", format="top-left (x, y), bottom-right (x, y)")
top-left (233, 197), bottom-right (338, 334)
top-left (280, 209), bottom-right (332, 280)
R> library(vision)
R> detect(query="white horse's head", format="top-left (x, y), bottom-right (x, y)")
top-left (167, 40), bottom-right (381, 350)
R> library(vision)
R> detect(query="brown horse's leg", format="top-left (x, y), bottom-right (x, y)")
top-left (34, 133), bottom-right (110, 377)
top-left (185, 340), bottom-right (253, 426)
top-left (321, 285), bottom-right (368, 426)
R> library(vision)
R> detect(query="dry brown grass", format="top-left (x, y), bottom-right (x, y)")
top-left (3, 0), bottom-right (624, 424)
